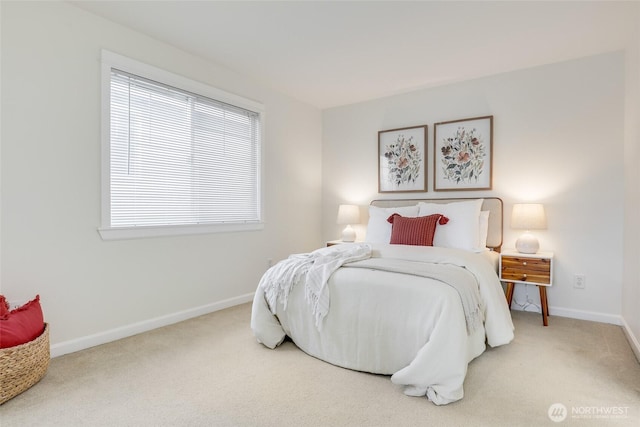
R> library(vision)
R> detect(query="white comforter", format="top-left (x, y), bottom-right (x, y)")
top-left (251, 243), bottom-right (514, 405)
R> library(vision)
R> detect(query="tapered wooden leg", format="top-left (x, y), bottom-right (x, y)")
top-left (545, 292), bottom-right (550, 316)
top-left (539, 286), bottom-right (549, 326)
top-left (505, 282), bottom-right (514, 309)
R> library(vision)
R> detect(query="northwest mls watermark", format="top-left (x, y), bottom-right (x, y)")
top-left (548, 403), bottom-right (630, 422)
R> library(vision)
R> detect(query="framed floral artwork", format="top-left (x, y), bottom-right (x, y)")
top-left (434, 116), bottom-right (493, 191)
top-left (378, 125), bottom-right (427, 193)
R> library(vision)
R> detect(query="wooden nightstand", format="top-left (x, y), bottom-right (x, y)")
top-left (500, 249), bottom-right (554, 326)
top-left (326, 240), bottom-right (362, 247)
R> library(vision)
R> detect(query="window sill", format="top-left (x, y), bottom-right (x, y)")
top-left (98, 222), bottom-right (264, 240)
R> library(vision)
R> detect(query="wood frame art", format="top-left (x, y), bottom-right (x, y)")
top-left (434, 116), bottom-right (493, 191)
top-left (378, 125), bottom-right (427, 193)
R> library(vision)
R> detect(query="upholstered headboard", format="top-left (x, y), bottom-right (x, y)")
top-left (370, 197), bottom-right (503, 250)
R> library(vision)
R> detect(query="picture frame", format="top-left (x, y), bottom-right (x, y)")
top-left (378, 125), bottom-right (427, 193)
top-left (433, 115), bottom-right (493, 191)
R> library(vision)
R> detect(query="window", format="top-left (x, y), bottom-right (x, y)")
top-left (99, 51), bottom-right (263, 240)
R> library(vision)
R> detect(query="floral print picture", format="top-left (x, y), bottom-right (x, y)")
top-left (434, 116), bottom-right (493, 191)
top-left (378, 125), bottom-right (427, 192)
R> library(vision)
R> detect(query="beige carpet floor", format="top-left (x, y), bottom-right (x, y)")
top-left (1, 303), bottom-right (639, 426)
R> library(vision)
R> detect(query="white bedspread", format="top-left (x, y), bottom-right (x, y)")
top-left (251, 243), bottom-right (514, 405)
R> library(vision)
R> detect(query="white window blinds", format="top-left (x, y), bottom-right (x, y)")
top-left (108, 69), bottom-right (261, 229)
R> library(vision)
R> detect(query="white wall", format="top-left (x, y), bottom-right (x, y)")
top-left (323, 52), bottom-right (626, 324)
top-left (0, 2), bottom-right (322, 355)
top-left (622, 8), bottom-right (640, 359)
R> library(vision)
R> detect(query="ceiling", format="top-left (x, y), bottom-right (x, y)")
top-left (71, 1), bottom-right (637, 109)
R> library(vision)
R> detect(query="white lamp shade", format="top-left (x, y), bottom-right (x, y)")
top-left (511, 203), bottom-right (546, 254)
top-left (337, 204), bottom-right (360, 225)
top-left (511, 204), bottom-right (547, 230)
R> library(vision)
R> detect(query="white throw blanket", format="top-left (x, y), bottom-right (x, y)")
top-left (259, 243), bottom-right (372, 328)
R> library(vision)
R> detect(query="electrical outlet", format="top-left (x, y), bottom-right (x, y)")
top-left (574, 274), bottom-right (586, 289)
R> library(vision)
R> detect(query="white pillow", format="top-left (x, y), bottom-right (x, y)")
top-left (479, 210), bottom-right (490, 250)
top-left (365, 205), bottom-right (419, 243)
top-left (417, 199), bottom-right (483, 251)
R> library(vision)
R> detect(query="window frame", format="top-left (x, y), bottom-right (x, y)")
top-left (99, 50), bottom-right (265, 240)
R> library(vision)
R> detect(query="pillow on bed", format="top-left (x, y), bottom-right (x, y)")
top-left (387, 213), bottom-right (449, 246)
top-left (365, 204), bottom-right (419, 243)
top-left (418, 199), bottom-right (483, 251)
top-left (479, 210), bottom-right (490, 249)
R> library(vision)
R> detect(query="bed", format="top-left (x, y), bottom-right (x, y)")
top-left (251, 198), bottom-right (514, 405)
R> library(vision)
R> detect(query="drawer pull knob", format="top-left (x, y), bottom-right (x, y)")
top-left (523, 261), bottom-right (527, 266)
top-left (523, 274), bottom-right (527, 279)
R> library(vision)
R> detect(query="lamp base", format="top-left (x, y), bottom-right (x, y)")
top-left (341, 225), bottom-right (356, 242)
top-left (516, 232), bottom-right (539, 254)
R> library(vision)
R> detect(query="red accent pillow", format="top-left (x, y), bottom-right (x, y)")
top-left (0, 295), bottom-right (9, 317)
top-left (387, 214), bottom-right (449, 246)
top-left (0, 295), bottom-right (45, 349)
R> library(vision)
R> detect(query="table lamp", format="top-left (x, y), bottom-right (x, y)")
top-left (337, 204), bottom-right (360, 242)
top-left (511, 203), bottom-right (547, 254)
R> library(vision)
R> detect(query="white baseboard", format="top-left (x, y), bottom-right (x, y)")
top-left (547, 306), bottom-right (623, 325)
top-left (511, 305), bottom-right (623, 325)
top-left (621, 317), bottom-right (640, 363)
top-left (50, 292), bottom-right (254, 358)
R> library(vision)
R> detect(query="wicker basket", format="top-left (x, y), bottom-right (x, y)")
top-left (0, 323), bottom-right (50, 404)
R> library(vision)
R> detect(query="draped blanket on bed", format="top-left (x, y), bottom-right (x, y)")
top-left (251, 243), bottom-right (514, 405)
top-left (259, 243), bottom-right (372, 328)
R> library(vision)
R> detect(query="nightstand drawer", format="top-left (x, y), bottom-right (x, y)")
top-left (501, 256), bottom-right (551, 284)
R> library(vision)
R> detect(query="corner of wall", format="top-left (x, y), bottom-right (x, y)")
top-left (622, 316), bottom-right (640, 363)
